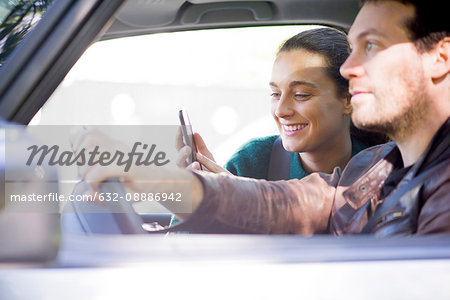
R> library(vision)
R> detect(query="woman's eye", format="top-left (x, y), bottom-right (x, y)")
top-left (295, 93), bottom-right (311, 100)
top-left (270, 92), bottom-right (281, 98)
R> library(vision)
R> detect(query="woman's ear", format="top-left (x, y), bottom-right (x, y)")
top-left (342, 95), bottom-right (352, 115)
top-left (429, 37), bottom-right (450, 80)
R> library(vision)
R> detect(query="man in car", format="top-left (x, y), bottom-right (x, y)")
top-left (76, 0), bottom-right (449, 235)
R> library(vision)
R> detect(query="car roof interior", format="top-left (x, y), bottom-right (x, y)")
top-left (103, 0), bottom-right (360, 40)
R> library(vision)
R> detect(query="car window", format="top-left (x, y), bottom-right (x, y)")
top-left (33, 25), bottom-right (320, 165)
top-left (0, 0), bottom-right (54, 68)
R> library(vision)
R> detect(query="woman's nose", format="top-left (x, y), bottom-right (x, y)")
top-left (274, 95), bottom-right (294, 119)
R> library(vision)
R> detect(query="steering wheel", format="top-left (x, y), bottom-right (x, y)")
top-left (62, 179), bottom-right (158, 234)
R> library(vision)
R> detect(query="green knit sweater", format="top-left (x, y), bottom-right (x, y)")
top-left (224, 135), bottom-right (367, 180)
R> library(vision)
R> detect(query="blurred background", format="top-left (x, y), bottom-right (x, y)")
top-left (31, 25), bottom-right (319, 165)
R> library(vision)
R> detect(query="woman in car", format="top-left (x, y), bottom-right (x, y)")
top-left (178, 27), bottom-right (386, 180)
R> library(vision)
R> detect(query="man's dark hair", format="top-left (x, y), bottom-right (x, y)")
top-left (277, 27), bottom-right (388, 147)
top-left (360, 0), bottom-right (450, 52)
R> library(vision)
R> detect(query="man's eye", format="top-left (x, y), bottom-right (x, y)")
top-left (365, 41), bottom-right (378, 53)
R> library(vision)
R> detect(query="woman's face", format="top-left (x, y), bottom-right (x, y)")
top-left (270, 49), bottom-right (351, 153)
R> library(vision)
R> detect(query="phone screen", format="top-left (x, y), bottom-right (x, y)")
top-left (179, 110), bottom-right (199, 165)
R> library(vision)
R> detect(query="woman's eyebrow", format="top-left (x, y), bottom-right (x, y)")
top-left (289, 81), bottom-right (318, 89)
top-left (269, 81), bottom-right (318, 89)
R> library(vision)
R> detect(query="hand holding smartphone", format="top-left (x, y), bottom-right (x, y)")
top-left (179, 110), bottom-right (202, 169)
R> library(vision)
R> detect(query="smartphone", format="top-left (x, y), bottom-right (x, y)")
top-left (179, 110), bottom-right (201, 169)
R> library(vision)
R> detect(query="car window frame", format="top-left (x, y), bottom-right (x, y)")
top-left (0, 0), bottom-right (125, 124)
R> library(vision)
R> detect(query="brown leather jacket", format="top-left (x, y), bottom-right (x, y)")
top-left (182, 118), bottom-right (450, 236)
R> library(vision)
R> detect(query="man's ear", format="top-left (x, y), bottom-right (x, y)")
top-left (429, 37), bottom-right (450, 80)
top-left (342, 96), bottom-right (352, 115)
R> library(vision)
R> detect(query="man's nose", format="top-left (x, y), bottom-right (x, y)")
top-left (340, 51), bottom-right (365, 80)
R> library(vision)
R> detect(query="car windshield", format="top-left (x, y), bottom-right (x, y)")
top-left (0, 0), bottom-right (54, 68)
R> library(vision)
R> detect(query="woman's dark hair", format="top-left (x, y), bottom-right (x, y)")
top-left (278, 27), bottom-right (349, 99)
top-left (277, 27), bottom-right (388, 147)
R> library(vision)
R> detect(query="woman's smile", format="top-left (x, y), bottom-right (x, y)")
top-left (281, 123), bottom-right (308, 136)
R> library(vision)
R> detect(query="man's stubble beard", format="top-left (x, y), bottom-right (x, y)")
top-left (352, 67), bottom-right (428, 141)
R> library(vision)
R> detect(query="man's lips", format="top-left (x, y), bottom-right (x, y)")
top-left (350, 90), bottom-right (372, 101)
top-left (350, 90), bottom-right (371, 96)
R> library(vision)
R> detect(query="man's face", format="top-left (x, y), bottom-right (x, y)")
top-left (340, 1), bottom-right (428, 138)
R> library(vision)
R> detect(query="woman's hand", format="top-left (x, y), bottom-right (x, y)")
top-left (175, 126), bottom-right (194, 168)
top-left (175, 127), bottom-right (231, 175)
top-left (196, 153), bottom-right (232, 175)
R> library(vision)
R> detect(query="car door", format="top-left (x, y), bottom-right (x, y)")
top-left (0, 0), bottom-right (126, 263)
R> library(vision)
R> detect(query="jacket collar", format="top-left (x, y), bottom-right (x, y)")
top-left (409, 117), bottom-right (450, 178)
top-left (338, 118), bottom-right (450, 233)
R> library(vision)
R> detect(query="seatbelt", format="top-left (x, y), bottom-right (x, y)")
top-left (267, 136), bottom-right (291, 180)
